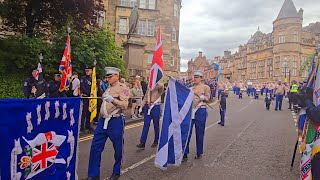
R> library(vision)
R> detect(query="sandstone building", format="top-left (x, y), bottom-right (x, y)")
top-left (187, 0), bottom-right (320, 83)
top-left (100, 0), bottom-right (181, 78)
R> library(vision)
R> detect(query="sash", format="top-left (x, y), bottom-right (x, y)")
top-left (101, 101), bottom-right (120, 129)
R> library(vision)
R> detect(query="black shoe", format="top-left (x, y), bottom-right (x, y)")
top-left (182, 155), bottom-right (188, 162)
top-left (82, 177), bottom-right (100, 180)
top-left (136, 143), bottom-right (145, 149)
top-left (109, 174), bottom-right (120, 180)
top-left (218, 122), bottom-right (221, 125)
top-left (151, 142), bottom-right (158, 148)
top-left (195, 154), bottom-right (202, 159)
top-left (288, 107), bottom-right (291, 109)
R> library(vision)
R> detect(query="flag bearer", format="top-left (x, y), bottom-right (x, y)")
top-left (80, 66), bottom-right (93, 133)
top-left (183, 70), bottom-right (210, 160)
top-left (84, 67), bottom-right (129, 180)
top-left (136, 81), bottom-right (164, 149)
top-left (47, 72), bottom-right (67, 98)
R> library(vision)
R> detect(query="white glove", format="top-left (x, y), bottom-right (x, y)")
top-left (103, 94), bottom-right (114, 102)
top-left (138, 107), bottom-right (143, 113)
top-left (200, 95), bottom-right (205, 101)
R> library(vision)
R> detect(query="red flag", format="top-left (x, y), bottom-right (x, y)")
top-left (148, 26), bottom-right (164, 90)
top-left (58, 34), bottom-right (72, 92)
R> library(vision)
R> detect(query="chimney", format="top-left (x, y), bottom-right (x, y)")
top-left (198, 51), bottom-right (203, 57)
top-left (298, 8), bottom-right (304, 20)
top-left (224, 50), bottom-right (231, 57)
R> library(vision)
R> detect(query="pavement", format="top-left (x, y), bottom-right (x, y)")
top-left (77, 93), bottom-right (300, 180)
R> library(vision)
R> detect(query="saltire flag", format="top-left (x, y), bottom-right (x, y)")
top-left (155, 77), bottom-right (194, 169)
top-left (300, 51), bottom-right (320, 180)
top-left (213, 64), bottom-right (222, 81)
top-left (89, 66), bottom-right (97, 122)
top-left (59, 33), bottom-right (72, 92)
top-left (0, 98), bottom-right (80, 180)
top-left (148, 25), bottom-right (164, 91)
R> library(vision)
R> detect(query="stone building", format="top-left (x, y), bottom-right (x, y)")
top-left (186, 51), bottom-right (218, 80)
top-left (101, 0), bottom-right (181, 79)
top-left (215, 0), bottom-right (320, 83)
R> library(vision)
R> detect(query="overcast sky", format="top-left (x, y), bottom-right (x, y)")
top-left (179, 0), bottom-right (320, 72)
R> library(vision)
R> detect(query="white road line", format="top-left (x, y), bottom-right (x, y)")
top-left (120, 154), bottom-right (156, 176)
top-left (118, 121), bottom-right (220, 176)
top-left (207, 118), bottom-right (257, 167)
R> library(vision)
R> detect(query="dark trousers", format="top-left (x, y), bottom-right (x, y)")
top-left (275, 94), bottom-right (284, 110)
top-left (185, 108), bottom-right (208, 156)
top-left (288, 92), bottom-right (297, 109)
top-left (266, 103), bottom-right (270, 110)
top-left (81, 99), bottom-right (91, 130)
top-left (312, 153), bottom-right (320, 180)
top-left (219, 109), bottom-right (226, 125)
top-left (88, 116), bottom-right (124, 176)
top-left (140, 104), bottom-right (161, 144)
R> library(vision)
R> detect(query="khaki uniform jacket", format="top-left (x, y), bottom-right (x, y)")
top-left (100, 81), bottom-right (130, 116)
top-left (192, 82), bottom-right (210, 108)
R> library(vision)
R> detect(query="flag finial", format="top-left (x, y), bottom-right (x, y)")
top-left (39, 53), bottom-right (43, 63)
top-left (93, 60), bottom-right (97, 66)
top-left (67, 27), bottom-right (71, 34)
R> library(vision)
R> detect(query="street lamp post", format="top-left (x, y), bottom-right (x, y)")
top-left (283, 57), bottom-right (289, 83)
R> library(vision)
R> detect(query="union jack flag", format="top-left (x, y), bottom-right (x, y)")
top-left (148, 26), bottom-right (164, 91)
top-left (34, 62), bottom-right (43, 81)
top-left (31, 141), bottom-right (58, 172)
top-left (59, 34), bottom-right (72, 92)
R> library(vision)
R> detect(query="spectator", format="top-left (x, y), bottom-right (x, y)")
top-left (71, 72), bottom-right (80, 97)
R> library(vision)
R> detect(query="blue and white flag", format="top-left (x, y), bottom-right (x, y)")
top-left (155, 77), bottom-right (194, 169)
top-left (0, 98), bottom-right (81, 180)
top-left (313, 54), bottom-right (320, 106)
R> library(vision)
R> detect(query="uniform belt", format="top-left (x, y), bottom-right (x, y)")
top-left (149, 102), bottom-right (161, 105)
top-left (106, 114), bottom-right (123, 118)
top-left (199, 105), bottom-right (207, 108)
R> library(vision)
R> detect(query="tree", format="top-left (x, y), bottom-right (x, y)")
top-left (300, 54), bottom-right (314, 76)
top-left (0, 0), bottom-right (104, 37)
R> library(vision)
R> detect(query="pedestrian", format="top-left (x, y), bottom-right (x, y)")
top-left (71, 72), bottom-right (80, 97)
top-left (130, 83), bottom-right (139, 119)
top-left (218, 91), bottom-right (227, 126)
top-left (265, 93), bottom-right (272, 110)
top-left (183, 70), bottom-right (210, 161)
top-left (274, 80), bottom-right (286, 111)
top-left (101, 76), bottom-right (108, 92)
top-left (84, 67), bottom-right (129, 180)
top-left (239, 91), bottom-right (243, 99)
top-left (23, 66), bottom-right (46, 99)
top-left (47, 72), bottom-right (67, 98)
top-left (80, 66), bottom-right (93, 133)
top-left (288, 80), bottom-right (298, 110)
top-left (140, 77), bottom-right (148, 96)
top-left (136, 80), bottom-right (164, 149)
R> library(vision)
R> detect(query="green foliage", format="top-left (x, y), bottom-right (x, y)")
top-left (0, 74), bottom-right (25, 98)
top-left (0, 26), bottom-right (125, 98)
top-left (0, 0), bottom-right (103, 37)
top-left (300, 54), bottom-right (314, 75)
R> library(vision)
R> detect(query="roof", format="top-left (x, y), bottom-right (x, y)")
top-left (247, 29), bottom-right (264, 44)
top-left (276, 0), bottom-right (299, 20)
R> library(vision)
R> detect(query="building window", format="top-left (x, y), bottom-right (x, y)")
top-left (172, 27), bottom-right (176, 41)
top-left (139, 0), bottom-right (146, 8)
top-left (267, 58), bottom-right (273, 78)
top-left (137, 20), bottom-right (146, 35)
top-left (148, 0), bottom-right (156, 9)
top-left (301, 56), bottom-right (308, 77)
top-left (148, 54), bottom-right (153, 64)
top-left (282, 56), bottom-right (290, 76)
top-left (147, 21), bottom-right (155, 36)
top-left (171, 56), bottom-right (175, 66)
top-left (119, 18), bottom-right (127, 34)
top-left (130, 0), bottom-right (137, 7)
top-left (120, 0), bottom-right (128, 6)
top-left (174, 3), bottom-right (178, 17)
top-left (279, 33), bottom-right (285, 43)
top-left (250, 62), bottom-right (256, 79)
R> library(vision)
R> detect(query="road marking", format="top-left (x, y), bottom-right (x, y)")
top-left (207, 118), bottom-right (257, 167)
top-left (79, 122), bottom-right (144, 142)
top-left (119, 154), bottom-right (157, 176)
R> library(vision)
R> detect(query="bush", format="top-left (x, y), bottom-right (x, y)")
top-left (0, 74), bottom-right (25, 98)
